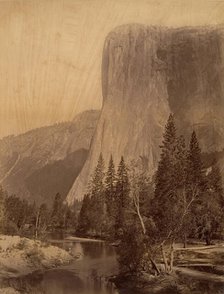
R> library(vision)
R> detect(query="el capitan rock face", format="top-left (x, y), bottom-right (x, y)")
top-left (0, 110), bottom-right (100, 205)
top-left (66, 24), bottom-right (224, 204)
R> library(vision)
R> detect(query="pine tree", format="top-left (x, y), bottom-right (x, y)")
top-left (39, 203), bottom-right (49, 228)
top-left (185, 131), bottom-right (206, 211)
top-left (153, 114), bottom-right (179, 238)
top-left (185, 131), bottom-right (208, 241)
top-left (88, 153), bottom-right (106, 235)
top-left (5, 195), bottom-right (32, 232)
top-left (208, 165), bottom-right (223, 206)
top-left (175, 135), bottom-right (187, 189)
top-left (115, 156), bottom-right (130, 234)
top-left (200, 165), bottom-right (224, 244)
top-left (154, 114), bottom-right (177, 201)
top-left (161, 114), bottom-right (177, 153)
top-left (186, 131), bottom-right (205, 192)
top-left (174, 135), bottom-right (190, 246)
top-left (105, 155), bottom-right (116, 218)
top-left (77, 194), bottom-right (91, 235)
top-left (153, 115), bottom-right (195, 247)
top-left (51, 193), bottom-right (64, 228)
top-left (63, 205), bottom-right (76, 230)
top-left (91, 153), bottom-right (105, 198)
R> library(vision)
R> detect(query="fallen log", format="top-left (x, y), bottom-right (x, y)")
top-left (177, 263), bottom-right (214, 267)
top-left (174, 245), bottom-right (223, 251)
top-left (173, 266), bottom-right (224, 282)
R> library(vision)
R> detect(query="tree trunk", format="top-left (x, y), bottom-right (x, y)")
top-left (136, 206), bottom-right (146, 235)
top-left (150, 257), bottom-right (160, 275)
top-left (183, 233), bottom-right (187, 248)
top-left (133, 194), bottom-right (160, 275)
top-left (35, 210), bottom-right (40, 239)
top-left (169, 242), bottom-right (174, 272)
top-left (205, 232), bottom-right (211, 246)
top-left (161, 245), bottom-right (168, 273)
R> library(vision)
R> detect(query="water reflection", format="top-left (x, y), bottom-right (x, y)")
top-left (39, 269), bottom-right (118, 294)
top-left (70, 242), bottom-right (84, 259)
top-left (8, 239), bottom-right (119, 294)
top-left (6, 237), bottom-right (224, 294)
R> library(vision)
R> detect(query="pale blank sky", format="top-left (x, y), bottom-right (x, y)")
top-left (0, 0), bottom-right (223, 138)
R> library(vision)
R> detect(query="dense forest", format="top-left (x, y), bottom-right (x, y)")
top-left (0, 114), bottom-right (223, 276)
top-left (77, 114), bottom-right (224, 274)
top-left (0, 190), bottom-right (78, 239)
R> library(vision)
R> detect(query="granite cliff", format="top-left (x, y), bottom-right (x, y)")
top-left (67, 24), bottom-right (224, 204)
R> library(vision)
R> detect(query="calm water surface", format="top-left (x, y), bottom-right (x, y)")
top-left (6, 233), bottom-right (224, 294)
top-left (6, 233), bottom-right (119, 294)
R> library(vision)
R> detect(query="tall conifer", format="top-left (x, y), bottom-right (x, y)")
top-left (186, 131), bottom-right (205, 191)
top-left (89, 153), bottom-right (106, 235)
top-left (105, 155), bottom-right (116, 217)
top-left (115, 156), bottom-right (130, 232)
top-left (153, 114), bottom-right (178, 237)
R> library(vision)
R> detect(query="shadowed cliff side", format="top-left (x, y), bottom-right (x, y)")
top-left (0, 110), bottom-right (100, 205)
top-left (67, 24), bottom-right (224, 204)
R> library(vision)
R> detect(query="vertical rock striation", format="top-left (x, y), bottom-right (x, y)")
top-left (67, 24), bottom-right (224, 204)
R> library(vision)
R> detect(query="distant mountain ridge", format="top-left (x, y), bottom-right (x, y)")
top-left (0, 110), bottom-right (100, 205)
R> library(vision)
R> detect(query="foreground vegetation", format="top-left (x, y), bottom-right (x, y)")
top-left (78, 114), bottom-right (224, 279)
top-left (0, 113), bottom-right (223, 293)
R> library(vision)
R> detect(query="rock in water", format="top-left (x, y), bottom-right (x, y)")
top-left (66, 24), bottom-right (224, 204)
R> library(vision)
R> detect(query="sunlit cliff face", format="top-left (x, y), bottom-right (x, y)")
top-left (66, 24), bottom-right (224, 204)
top-left (0, 0), bottom-right (223, 138)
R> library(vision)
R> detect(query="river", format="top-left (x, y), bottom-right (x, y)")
top-left (4, 234), bottom-right (224, 294)
top-left (5, 233), bottom-right (120, 294)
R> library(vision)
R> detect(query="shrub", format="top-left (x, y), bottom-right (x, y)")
top-left (14, 239), bottom-right (28, 250)
top-left (1, 221), bottom-right (18, 236)
top-left (117, 224), bottom-right (145, 274)
top-left (24, 245), bottom-right (44, 267)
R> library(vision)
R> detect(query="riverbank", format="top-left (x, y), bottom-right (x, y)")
top-left (1, 236), bottom-right (118, 294)
top-left (112, 244), bottom-right (224, 294)
top-left (0, 235), bottom-right (73, 293)
top-left (113, 270), bottom-right (224, 294)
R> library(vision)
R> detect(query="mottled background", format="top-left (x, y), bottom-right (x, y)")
top-left (0, 0), bottom-right (223, 138)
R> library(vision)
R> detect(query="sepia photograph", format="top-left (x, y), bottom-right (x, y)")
top-left (0, 0), bottom-right (224, 293)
